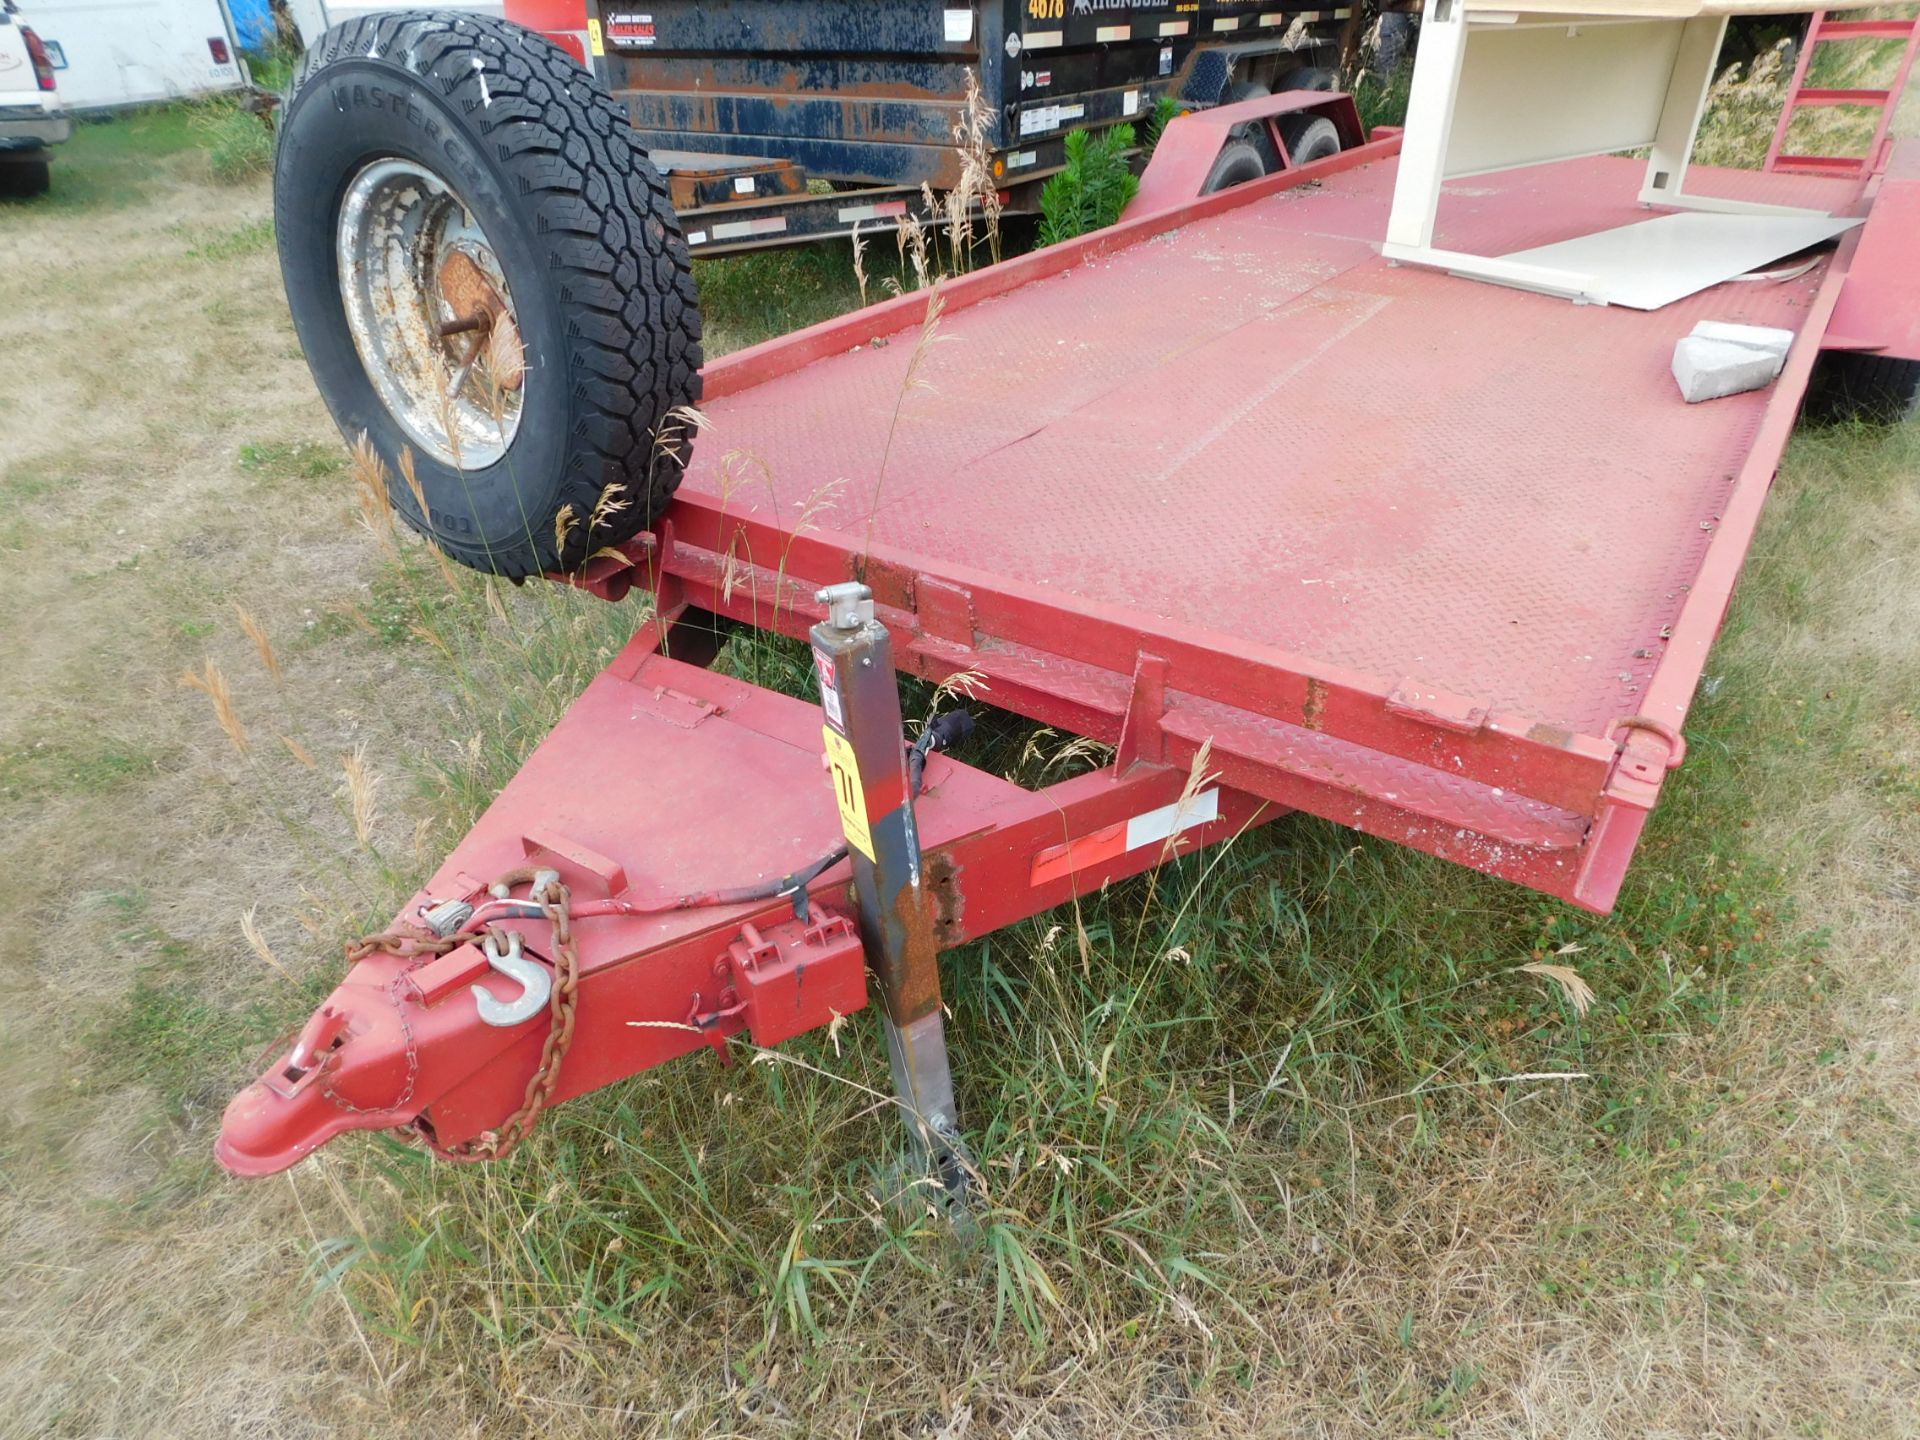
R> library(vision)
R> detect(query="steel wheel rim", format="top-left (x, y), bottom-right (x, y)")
top-left (335, 157), bottom-right (525, 470)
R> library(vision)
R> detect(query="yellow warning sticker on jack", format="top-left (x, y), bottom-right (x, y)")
top-left (822, 725), bottom-right (875, 862)
top-left (586, 17), bottom-right (605, 55)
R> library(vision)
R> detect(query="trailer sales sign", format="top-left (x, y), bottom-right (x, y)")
top-left (605, 12), bottom-right (656, 47)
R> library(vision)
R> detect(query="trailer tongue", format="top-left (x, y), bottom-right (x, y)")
top-left (217, 629), bottom-right (1267, 1174)
top-left (224, 11), bottom-right (1920, 1194)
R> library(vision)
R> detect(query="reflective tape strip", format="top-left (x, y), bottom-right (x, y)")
top-left (1096, 24), bottom-right (1127, 41)
top-left (1126, 788), bottom-right (1219, 852)
top-left (836, 200), bottom-right (909, 222)
top-left (1159, 19), bottom-right (1189, 35)
top-left (1213, 16), bottom-right (1240, 30)
top-left (1028, 788), bottom-right (1221, 887)
top-left (1025, 28), bottom-right (1063, 48)
top-left (709, 216), bottom-right (789, 241)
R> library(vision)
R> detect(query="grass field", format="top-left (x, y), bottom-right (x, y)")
top-left (1, 62), bottom-right (1917, 1439)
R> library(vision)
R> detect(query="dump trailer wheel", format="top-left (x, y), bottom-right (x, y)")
top-left (1224, 80), bottom-right (1280, 170)
top-left (1805, 352), bottom-right (1920, 425)
top-left (1274, 65), bottom-right (1338, 92)
top-left (1203, 140), bottom-right (1268, 194)
top-left (1279, 115), bottom-right (1342, 165)
top-left (276, 11), bottom-right (702, 578)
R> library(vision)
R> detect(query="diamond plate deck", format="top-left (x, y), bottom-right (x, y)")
top-left (657, 146), bottom-right (1866, 909)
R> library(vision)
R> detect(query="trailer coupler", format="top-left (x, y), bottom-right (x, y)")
top-left (218, 893), bottom-right (869, 1175)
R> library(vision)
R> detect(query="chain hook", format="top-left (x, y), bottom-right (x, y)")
top-left (472, 930), bottom-right (553, 1027)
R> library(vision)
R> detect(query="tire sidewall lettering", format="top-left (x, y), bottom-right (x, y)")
top-left (329, 81), bottom-right (484, 194)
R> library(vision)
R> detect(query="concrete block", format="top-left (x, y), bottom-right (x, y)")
top-left (1689, 320), bottom-right (1795, 357)
top-left (1672, 320), bottom-right (1793, 404)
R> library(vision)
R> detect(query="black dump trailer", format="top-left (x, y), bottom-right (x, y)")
top-left (585, 0), bottom-right (1353, 252)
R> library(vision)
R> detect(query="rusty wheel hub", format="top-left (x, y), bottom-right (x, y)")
top-left (335, 158), bottom-right (525, 469)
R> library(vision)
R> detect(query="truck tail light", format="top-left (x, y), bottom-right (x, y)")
top-left (208, 35), bottom-right (231, 64)
top-left (21, 27), bottom-right (55, 91)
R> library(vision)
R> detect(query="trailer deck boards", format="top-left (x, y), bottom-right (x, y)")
top-left (659, 146), bottom-right (1865, 911)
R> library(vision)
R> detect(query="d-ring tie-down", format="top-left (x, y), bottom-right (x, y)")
top-left (1611, 715), bottom-right (1688, 770)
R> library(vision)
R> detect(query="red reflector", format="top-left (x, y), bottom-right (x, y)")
top-left (208, 35), bottom-right (231, 64)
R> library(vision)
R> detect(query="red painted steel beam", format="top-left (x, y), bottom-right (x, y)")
top-left (631, 546), bottom-right (1601, 906)
top-left (1818, 18), bottom-right (1919, 38)
top-left (640, 509), bottom-right (1618, 818)
top-left (1570, 208), bottom-right (1870, 912)
top-left (1792, 87), bottom-right (1894, 106)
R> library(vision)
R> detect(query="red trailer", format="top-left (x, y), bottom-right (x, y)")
top-left (223, 11), bottom-right (1920, 1195)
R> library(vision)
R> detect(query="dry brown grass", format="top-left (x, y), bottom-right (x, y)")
top-left (0, 119), bottom-right (447, 1437)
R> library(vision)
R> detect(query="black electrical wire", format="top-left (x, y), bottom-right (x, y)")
top-left (787, 710), bottom-right (974, 923)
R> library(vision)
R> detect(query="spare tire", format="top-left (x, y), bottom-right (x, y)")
top-left (276, 12), bottom-right (701, 578)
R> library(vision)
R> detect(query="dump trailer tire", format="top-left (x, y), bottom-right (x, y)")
top-left (1805, 352), bottom-right (1920, 425)
top-left (1203, 140), bottom-right (1268, 194)
top-left (1274, 65), bottom-right (1338, 93)
top-left (1280, 115), bottom-right (1342, 165)
top-left (276, 11), bottom-right (702, 578)
top-left (1224, 80), bottom-right (1280, 171)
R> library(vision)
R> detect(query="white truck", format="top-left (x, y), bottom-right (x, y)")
top-left (21, 0), bottom-right (245, 111)
top-left (0, 0), bottom-right (68, 196)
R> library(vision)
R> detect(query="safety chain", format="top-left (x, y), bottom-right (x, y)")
top-left (338, 865), bottom-right (582, 1164)
top-left (425, 867), bottom-right (581, 1163)
top-left (322, 976), bottom-right (422, 1118)
top-left (345, 921), bottom-right (460, 964)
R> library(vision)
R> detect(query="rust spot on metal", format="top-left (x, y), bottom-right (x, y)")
top-left (926, 849), bottom-right (964, 943)
top-left (888, 877), bottom-right (944, 1024)
top-left (1527, 721), bottom-right (1576, 748)
top-left (858, 553), bottom-right (915, 613)
top-left (438, 251), bottom-right (503, 328)
top-left (1303, 677), bottom-right (1327, 730)
top-left (437, 252), bottom-right (523, 394)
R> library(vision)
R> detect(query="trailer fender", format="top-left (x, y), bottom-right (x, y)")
top-left (1132, 89), bottom-right (1366, 212)
top-left (1823, 140), bottom-right (1920, 363)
